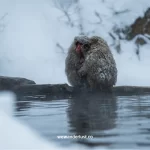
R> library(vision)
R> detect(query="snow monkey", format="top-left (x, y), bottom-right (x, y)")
top-left (65, 36), bottom-right (117, 90)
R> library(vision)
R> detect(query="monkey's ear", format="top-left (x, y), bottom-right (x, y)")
top-left (74, 37), bottom-right (78, 43)
top-left (90, 36), bottom-right (99, 44)
top-left (83, 44), bottom-right (91, 50)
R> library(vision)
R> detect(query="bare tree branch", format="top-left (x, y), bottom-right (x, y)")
top-left (0, 13), bottom-right (8, 21)
top-left (63, 10), bottom-right (74, 27)
top-left (109, 32), bottom-right (116, 40)
top-left (113, 9), bottom-right (130, 15)
top-left (94, 11), bottom-right (102, 23)
top-left (52, 0), bottom-right (76, 27)
top-left (0, 13), bottom-right (8, 32)
top-left (76, 2), bottom-right (84, 35)
top-left (56, 43), bottom-right (66, 54)
top-left (109, 32), bottom-right (121, 53)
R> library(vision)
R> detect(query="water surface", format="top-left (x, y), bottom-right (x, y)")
top-left (15, 93), bottom-right (150, 149)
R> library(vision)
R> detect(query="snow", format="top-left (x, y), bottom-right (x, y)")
top-left (0, 92), bottom-right (62, 149)
top-left (0, 93), bottom-right (49, 149)
top-left (0, 0), bottom-right (150, 86)
top-left (115, 42), bottom-right (150, 86)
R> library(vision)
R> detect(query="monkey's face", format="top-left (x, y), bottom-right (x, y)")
top-left (74, 36), bottom-right (91, 58)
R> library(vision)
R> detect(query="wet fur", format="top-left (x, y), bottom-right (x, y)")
top-left (65, 40), bottom-right (84, 87)
top-left (65, 36), bottom-right (117, 90)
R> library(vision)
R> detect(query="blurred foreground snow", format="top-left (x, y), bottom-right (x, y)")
top-left (0, 92), bottom-right (54, 149)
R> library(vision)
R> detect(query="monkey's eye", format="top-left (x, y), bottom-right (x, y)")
top-left (83, 44), bottom-right (90, 50)
top-left (74, 37), bottom-right (78, 43)
top-left (75, 42), bottom-right (79, 46)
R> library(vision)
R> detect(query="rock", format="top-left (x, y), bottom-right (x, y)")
top-left (112, 8), bottom-right (150, 46)
top-left (15, 84), bottom-right (73, 99)
top-left (14, 83), bottom-right (150, 100)
top-left (0, 76), bottom-right (35, 90)
top-left (126, 8), bottom-right (150, 44)
top-left (113, 86), bottom-right (150, 95)
top-left (0, 75), bottom-right (149, 100)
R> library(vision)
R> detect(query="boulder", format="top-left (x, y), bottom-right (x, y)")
top-left (126, 8), bottom-right (150, 44)
top-left (15, 84), bottom-right (150, 100)
top-left (15, 84), bottom-right (73, 99)
top-left (0, 76), bottom-right (35, 90)
top-left (0, 76), bottom-right (149, 100)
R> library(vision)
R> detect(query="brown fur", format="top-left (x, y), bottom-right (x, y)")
top-left (65, 36), bottom-right (117, 90)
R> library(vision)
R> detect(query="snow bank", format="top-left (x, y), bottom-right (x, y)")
top-left (0, 92), bottom-right (52, 149)
top-left (0, 0), bottom-right (150, 85)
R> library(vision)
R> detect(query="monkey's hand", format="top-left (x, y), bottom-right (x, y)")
top-left (76, 62), bottom-right (82, 70)
top-left (78, 66), bottom-right (87, 77)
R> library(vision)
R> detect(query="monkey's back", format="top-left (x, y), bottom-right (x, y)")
top-left (85, 37), bottom-right (117, 89)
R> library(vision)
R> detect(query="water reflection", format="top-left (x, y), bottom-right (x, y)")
top-left (15, 95), bottom-right (48, 112)
top-left (14, 93), bottom-right (150, 148)
top-left (67, 92), bottom-right (117, 135)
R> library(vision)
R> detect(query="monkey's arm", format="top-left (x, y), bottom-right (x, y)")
top-left (78, 63), bottom-right (87, 77)
top-left (65, 53), bottom-right (77, 70)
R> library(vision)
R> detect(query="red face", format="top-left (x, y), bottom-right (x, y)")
top-left (75, 42), bottom-right (82, 54)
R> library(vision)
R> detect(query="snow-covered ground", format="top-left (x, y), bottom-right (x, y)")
top-left (0, 0), bottom-right (150, 86)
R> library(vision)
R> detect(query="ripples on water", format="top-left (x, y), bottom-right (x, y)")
top-left (15, 93), bottom-right (150, 149)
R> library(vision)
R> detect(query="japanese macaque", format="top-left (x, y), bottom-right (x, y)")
top-left (65, 36), bottom-right (117, 90)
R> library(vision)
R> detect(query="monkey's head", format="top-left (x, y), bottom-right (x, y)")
top-left (74, 36), bottom-right (91, 58)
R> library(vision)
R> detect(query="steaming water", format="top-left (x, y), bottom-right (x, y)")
top-left (15, 93), bottom-right (150, 149)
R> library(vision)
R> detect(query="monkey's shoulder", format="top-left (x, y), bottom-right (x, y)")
top-left (90, 36), bottom-right (108, 46)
